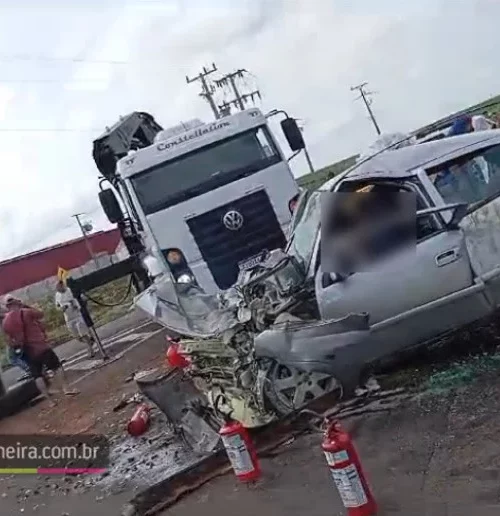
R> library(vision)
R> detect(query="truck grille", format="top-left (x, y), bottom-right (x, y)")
top-left (186, 190), bottom-right (286, 290)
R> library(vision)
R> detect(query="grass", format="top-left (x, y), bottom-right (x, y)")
top-left (0, 277), bottom-right (134, 368)
top-left (297, 154), bottom-right (358, 190)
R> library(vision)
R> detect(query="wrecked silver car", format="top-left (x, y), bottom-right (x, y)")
top-left (135, 129), bottom-right (500, 435)
top-left (134, 245), bottom-right (369, 433)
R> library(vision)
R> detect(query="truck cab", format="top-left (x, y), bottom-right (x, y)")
top-left (95, 109), bottom-right (305, 294)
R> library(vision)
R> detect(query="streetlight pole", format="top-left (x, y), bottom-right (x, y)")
top-left (72, 213), bottom-right (98, 267)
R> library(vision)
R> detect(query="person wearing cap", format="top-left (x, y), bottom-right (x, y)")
top-left (2, 295), bottom-right (78, 406)
top-left (54, 280), bottom-right (95, 359)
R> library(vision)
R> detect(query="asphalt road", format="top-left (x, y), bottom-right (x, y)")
top-left (0, 308), bottom-right (150, 389)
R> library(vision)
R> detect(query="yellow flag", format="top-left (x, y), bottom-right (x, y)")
top-left (57, 267), bottom-right (69, 283)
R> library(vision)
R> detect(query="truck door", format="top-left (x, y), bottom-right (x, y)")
top-left (315, 179), bottom-right (487, 358)
top-left (426, 143), bottom-right (500, 307)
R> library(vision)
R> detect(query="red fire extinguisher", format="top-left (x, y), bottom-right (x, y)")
top-left (322, 420), bottom-right (377, 516)
top-left (216, 395), bottom-right (261, 482)
top-left (127, 403), bottom-right (151, 437)
top-left (165, 338), bottom-right (191, 369)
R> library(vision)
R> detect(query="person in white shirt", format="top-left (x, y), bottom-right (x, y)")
top-left (55, 281), bottom-right (95, 358)
top-left (471, 114), bottom-right (495, 132)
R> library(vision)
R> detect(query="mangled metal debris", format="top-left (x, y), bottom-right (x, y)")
top-left (134, 249), bottom-right (371, 449)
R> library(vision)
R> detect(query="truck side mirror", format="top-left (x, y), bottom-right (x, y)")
top-left (99, 189), bottom-right (124, 224)
top-left (281, 118), bottom-right (305, 152)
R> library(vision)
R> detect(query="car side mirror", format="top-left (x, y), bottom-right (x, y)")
top-left (416, 202), bottom-right (468, 230)
top-left (99, 188), bottom-right (124, 224)
top-left (281, 117), bottom-right (305, 152)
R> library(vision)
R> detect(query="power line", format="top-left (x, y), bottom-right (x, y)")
top-left (0, 54), bottom-right (128, 65)
top-left (0, 128), bottom-right (100, 132)
top-left (351, 82), bottom-right (381, 136)
top-left (215, 69), bottom-right (261, 115)
top-left (186, 63), bottom-right (220, 120)
top-left (0, 79), bottom-right (111, 84)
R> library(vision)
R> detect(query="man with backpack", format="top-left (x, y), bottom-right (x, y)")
top-left (2, 295), bottom-right (78, 406)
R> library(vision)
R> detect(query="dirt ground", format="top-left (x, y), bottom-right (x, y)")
top-left (162, 371), bottom-right (500, 516)
top-left (0, 329), bottom-right (168, 436)
top-left (2, 327), bottom-right (500, 515)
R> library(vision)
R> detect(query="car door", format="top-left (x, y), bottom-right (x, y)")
top-left (315, 178), bottom-right (488, 360)
top-left (425, 142), bottom-right (500, 307)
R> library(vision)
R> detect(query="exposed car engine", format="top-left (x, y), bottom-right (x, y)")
top-left (134, 247), bottom-right (368, 450)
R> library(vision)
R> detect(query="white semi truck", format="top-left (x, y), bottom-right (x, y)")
top-left (94, 108), bottom-right (306, 294)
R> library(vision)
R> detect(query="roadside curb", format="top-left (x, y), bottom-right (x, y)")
top-left (121, 449), bottom-right (230, 516)
top-left (119, 403), bottom-right (322, 516)
top-left (119, 389), bottom-right (411, 515)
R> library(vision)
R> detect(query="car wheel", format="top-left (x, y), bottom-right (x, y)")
top-left (264, 361), bottom-right (343, 416)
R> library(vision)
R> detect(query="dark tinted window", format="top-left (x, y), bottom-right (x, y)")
top-left (131, 127), bottom-right (280, 215)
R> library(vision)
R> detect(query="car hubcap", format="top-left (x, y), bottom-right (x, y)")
top-left (269, 364), bottom-right (342, 411)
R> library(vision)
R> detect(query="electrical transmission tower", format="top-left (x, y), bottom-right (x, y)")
top-left (186, 63), bottom-right (220, 120)
top-left (215, 69), bottom-right (261, 115)
top-left (351, 82), bottom-right (381, 136)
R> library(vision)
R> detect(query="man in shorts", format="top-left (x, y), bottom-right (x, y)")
top-left (2, 295), bottom-right (78, 406)
top-left (55, 281), bottom-right (96, 358)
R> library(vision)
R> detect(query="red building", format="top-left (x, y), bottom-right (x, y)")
top-left (0, 229), bottom-right (122, 296)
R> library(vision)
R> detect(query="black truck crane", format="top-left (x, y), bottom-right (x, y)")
top-left (66, 112), bottom-right (165, 358)
top-left (93, 111), bottom-right (164, 259)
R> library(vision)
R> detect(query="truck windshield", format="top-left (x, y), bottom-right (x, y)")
top-left (287, 190), bottom-right (321, 268)
top-left (131, 126), bottom-right (281, 215)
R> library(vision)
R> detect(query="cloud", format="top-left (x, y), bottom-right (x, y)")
top-left (2, 0), bottom-right (500, 260)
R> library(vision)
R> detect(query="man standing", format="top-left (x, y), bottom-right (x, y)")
top-left (471, 114), bottom-right (496, 132)
top-left (55, 281), bottom-right (96, 358)
top-left (2, 295), bottom-right (78, 406)
top-left (1, 305), bottom-right (31, 375)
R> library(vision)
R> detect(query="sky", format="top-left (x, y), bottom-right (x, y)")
top-left (0, 0), bottom-right (499, 260)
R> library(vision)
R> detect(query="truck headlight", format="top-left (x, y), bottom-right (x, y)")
top-left (177, 273), bottom-right (194, 284)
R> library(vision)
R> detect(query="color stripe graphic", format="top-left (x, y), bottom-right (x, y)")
top-left (0, 468), bottom-right (106, 475)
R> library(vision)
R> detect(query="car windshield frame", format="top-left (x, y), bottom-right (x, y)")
top-left (286, 190), bottom-right (322, 269)
top-left (130, 125), bottom-right (281, 215)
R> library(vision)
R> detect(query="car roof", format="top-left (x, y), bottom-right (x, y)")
top-left (319, 130), bottom-right (500, 190)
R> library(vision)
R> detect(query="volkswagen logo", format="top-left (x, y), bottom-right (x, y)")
top-left (222, 210), bottom-right (244, 231)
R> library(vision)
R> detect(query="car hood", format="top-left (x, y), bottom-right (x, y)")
top-left (133, 248), bottom-right (305, 339)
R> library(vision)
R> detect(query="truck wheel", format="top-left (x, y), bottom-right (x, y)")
top-left (263, 361), bottom-right (343, 417)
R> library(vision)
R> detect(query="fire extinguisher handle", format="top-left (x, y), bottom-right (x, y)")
top-left (299, 409), bottom-right (338, 433)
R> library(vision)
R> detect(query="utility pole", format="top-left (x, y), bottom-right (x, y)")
top-left (215, 69), bottom-right (261, 115)
top-left (297, 120), bottom-right (315, 175)
top-left (186, 63), bottom-right (220, 120)
top-left (72, 213), bottom-right (98, 267)
top-left (351, 82), bottom-right (381, 136)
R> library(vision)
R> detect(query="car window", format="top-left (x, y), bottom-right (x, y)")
top-left (287, 191), bottom-right (321, 267)
top-left (335, 179), bottom-right (438, 241)
top-left (428, 144), bottom-right (500, 208)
